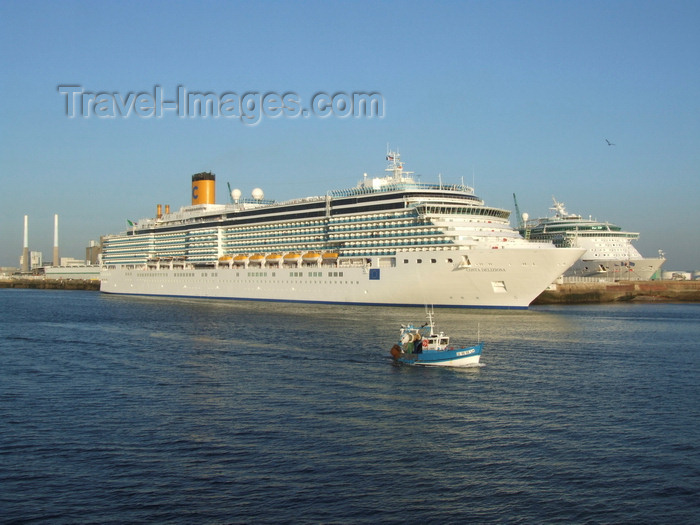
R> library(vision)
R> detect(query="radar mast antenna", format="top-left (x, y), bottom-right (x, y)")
top-left (384, 146), bottom-right (413, 181)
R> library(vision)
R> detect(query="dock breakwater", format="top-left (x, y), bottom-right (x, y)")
top-left (533, 280), bottom-right (700, 304)
top-left (0, 278), bottom-right (100, 291)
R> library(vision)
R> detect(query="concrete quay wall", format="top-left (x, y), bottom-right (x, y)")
top-left (533, 280), bottom-right (700, 305)
top-left (0, 278), bottom-right (100, 291)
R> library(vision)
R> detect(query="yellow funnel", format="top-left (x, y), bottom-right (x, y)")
top-left (192, 172), bottom-right (216, 205)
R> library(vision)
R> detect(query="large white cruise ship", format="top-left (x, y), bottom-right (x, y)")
top-left (100, 152), bottom-right (584, 308)
top-left (520, 197), bottom-right (665, 280)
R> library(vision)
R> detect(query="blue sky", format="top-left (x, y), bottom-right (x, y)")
top-left (1, 0), bottom-right (698, 270)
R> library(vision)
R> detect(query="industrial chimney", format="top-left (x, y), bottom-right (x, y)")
top-left (21, 215), bottom-right (29, 273)
top-left (53, 214), bottom-right (60, 266)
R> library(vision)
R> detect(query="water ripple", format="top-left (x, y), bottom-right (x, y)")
top-left (1, 292), bottom-right (699, 523)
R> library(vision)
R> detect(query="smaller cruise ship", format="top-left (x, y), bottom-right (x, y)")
top-left (520, 197), bottom-right (665, 280)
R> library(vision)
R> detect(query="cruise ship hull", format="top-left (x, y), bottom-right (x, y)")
top-left (568, 256), bottom-right (665, 281)
top-left (100, 153), bottom-right (586, 308)
top-left (100, 247), bottom-right (584, 308)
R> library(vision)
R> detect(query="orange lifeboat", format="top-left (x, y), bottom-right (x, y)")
top-left (265, 253), bottom-right (282, 265)
top-left (233, 254), bottom-right (248, 265)
top-left (283, 253), bottom-right (301, 264)
top-left (218, 255), bottom-right (233, 267)
top-left (303, 252), bottom-right (321, 263)
top-left (249, 253), bottom-right (265, 265)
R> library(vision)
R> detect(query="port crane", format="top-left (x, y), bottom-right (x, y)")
top-left (512, 193), bottom-right (530, 239)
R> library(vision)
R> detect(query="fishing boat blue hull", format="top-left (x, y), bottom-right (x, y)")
top-left (396, 343), bottom-right (483, 367)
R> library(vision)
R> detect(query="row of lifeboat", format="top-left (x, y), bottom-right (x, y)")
top-left (218, 252), bottom-right (339, 267)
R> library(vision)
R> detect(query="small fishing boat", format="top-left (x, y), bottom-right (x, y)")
top-left (389, 309), bottom-right (483, 367)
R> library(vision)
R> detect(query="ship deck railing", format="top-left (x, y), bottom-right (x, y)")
top-left (223, 237), bottom-right (453, 252)
top-left (329, 182), bottom-right (473, 197)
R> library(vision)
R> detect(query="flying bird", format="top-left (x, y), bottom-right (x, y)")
top-left (605, 139), bottom-right (615, 146)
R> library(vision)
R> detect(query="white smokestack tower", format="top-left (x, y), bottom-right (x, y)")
top-left (53, 214), bottom-right (60, 267)
top-left (21, 215), bottom-right (29, 273)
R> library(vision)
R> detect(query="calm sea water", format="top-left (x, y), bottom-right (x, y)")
top-left (1, 289), bottom-right (698, 524)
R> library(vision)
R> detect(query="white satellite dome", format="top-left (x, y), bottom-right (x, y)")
top-left (231, 188), bottom-right (242, 201)
top-left (522, 212), bottom-right (529, 222)
top-left (252, 188), bottom-right (264, 200)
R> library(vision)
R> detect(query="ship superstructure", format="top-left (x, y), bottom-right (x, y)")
top-left (100, 152), bottom-right (584, 308)
top-left (521, 197), bottom-right (664, 280)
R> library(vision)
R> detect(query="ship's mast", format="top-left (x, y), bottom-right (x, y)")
top-left (385, 148), bottom-right (413, 181)
top-left (425, 305), bottom-right (436, 337)
top-left (551, 196), bottom-right (567, 218)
